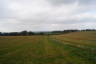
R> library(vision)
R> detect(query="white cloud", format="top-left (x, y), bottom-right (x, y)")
top-left (0, 0), bottom-right (96, 32)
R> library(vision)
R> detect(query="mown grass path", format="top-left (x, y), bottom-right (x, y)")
top-left (0, 36), bottom-right (96, 64)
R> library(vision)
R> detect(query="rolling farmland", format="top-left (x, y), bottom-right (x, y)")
top-left (0, 31), bottom-right (96, 64)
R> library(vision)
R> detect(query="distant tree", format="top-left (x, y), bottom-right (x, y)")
top-left (2, 33), bottom-right (9, 36)
top-left (20, 31), bottom-right (28, 36)
top-left (9, 32), bottom-right (19, 36)
top-left (37, 32), bottom-right (44, 35)
top-left (28, 31), bottom-right (34, 35)
top-left (81, 29), bottom-right (96, 32)
top-left (0, 29), bottom-right (95, 36)
top-left (63, 30), bottom-right (79, 33)
top-left (40, 32), bottom-right (45, 35)
top-left (0, 32), bottom-right (2, 36)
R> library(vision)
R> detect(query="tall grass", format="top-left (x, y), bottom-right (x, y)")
top-left (0, 31), bottom-right (96, 64)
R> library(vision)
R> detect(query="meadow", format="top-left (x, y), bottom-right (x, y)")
top-left (0, 31), bottom-right (96, 64)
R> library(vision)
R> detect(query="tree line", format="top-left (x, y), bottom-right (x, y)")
top-left (0, 29), bottom-right (96, 36)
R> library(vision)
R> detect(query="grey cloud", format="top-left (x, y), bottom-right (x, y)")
top-left (79, 0), bottom-right (96, 5)
top-left (0, 1), bottom-right (7, 19)
top-left (0, 0), bottom-right (96, 32)
top-left (47, 0), bottom-right (96, 6)
top-left (0, 0), bottom-right (13, 20)
top-left (47, 0), bottom-right (76, 5)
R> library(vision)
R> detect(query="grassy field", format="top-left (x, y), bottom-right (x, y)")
top-left (0, 31), bottom-right (96, 64)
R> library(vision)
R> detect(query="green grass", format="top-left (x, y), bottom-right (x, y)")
top-left (0, 31), bottom-right (96, 64)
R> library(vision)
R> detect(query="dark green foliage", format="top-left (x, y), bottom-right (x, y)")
top-left (0, 29), bottom-right (96, 36)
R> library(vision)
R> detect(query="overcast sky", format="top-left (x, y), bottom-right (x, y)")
top-left (0, 0), bottom-right (96, 32)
